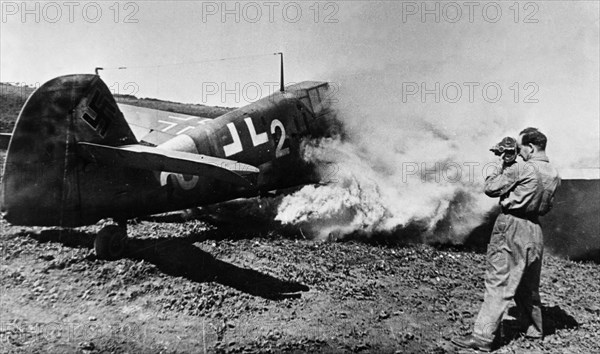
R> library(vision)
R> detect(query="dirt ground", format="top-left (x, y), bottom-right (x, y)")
top-left (1, 214), bottom-right (599, 354)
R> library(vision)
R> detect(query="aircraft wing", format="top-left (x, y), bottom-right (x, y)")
top-left (77, 142), bottom-right (258, 188)
top-left (117, 104), bottom-right (212, 146)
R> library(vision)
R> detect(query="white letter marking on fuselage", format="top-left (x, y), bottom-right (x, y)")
top-left (244, 117), bottom-right (268, 147)
top-left (223, 122), bottom-right (243, 157)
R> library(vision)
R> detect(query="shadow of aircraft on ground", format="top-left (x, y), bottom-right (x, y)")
top-left (27, 228), bottom-right (309, 300)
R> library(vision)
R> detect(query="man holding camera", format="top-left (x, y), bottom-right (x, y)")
top-left (452, 128), bottom-right (561, 352)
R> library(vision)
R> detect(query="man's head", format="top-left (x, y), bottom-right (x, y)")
top-left (518, 127), bottom-right (547, 161)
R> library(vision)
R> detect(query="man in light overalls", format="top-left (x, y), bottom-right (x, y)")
top-left (452, 128), bottom-right (561, 352)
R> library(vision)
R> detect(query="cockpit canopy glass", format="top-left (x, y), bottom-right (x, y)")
top-left (297, 83), bottom-right (330, 116)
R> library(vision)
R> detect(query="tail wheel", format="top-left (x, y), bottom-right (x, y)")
top-left (95, 225), bottom-right (128, 260)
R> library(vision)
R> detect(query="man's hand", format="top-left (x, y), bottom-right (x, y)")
top-left (491, 136), bottom-right (518, 167)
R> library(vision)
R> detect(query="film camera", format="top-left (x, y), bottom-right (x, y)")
top-left (490, 136), bottom-right (519, 164)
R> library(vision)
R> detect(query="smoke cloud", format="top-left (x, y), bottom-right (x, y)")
top-left (275, 70), bottom-right (504, 243)
top-left (275, 140), bottom-right (494, 243)
top-left (273, 2), bottom-right (598, 243)
top-left (200, 2), bottom-right (598, 244)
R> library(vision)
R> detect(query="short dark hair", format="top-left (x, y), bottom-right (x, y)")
top-left (519, 127), bottom-right (547, 150)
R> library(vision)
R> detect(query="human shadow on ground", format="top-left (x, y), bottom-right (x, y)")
top-left (499, 305), bottom-right (579, 346)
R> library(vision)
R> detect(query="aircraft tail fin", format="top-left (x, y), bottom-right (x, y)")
top-left (1, 74), bottom-right (137, 226)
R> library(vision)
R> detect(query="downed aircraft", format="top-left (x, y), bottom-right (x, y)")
top-left (1, 72), bottom-right (336, 259)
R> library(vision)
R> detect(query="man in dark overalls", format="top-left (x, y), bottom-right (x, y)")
top-left (452, 128), bottom-right (561, 352)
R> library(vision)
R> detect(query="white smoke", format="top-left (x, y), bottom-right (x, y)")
top-left (275, 137), bottom-right (497, 243)
top-left (272, 1), bottom-right (598, 243)
top-left (275, 72), bottom-right (502, 243)
top-left (220, 2), bottom-right (596, 245)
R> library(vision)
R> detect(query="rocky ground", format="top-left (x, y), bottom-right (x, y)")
top-left (1, 214), bottom-right (599, 354)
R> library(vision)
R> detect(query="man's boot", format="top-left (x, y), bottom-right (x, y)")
top-left (451, 334), bottom-right (493, 352)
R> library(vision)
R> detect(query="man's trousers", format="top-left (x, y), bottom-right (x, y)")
top-left (473, 212), bottom-right (544, 341)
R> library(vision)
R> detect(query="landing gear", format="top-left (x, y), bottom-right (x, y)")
top-left (94, 223), bottom-right (128, 260)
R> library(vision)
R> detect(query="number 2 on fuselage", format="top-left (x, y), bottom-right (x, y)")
top-left (270, 119), bottom-right (289, 158)
top-left (223, 117), bottom-right (289, 158)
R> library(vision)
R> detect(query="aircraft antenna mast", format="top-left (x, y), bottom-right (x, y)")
top-left (274, 52), bottom-right (284, 92)
top-left (94, 67), bottom-right (103, 75)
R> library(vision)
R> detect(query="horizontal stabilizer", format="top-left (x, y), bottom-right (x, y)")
top-left (0, 133), bottom-right (11, 150)
top-left (118, 104), bottom-right (212, 146)
top-left (77, 142), bottom-right (258, 188)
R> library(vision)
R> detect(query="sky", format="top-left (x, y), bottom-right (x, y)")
top-left (1, 1), bottom-right (599, 168)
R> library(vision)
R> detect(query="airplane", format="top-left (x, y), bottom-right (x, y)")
top-left (0, 60), bottom-right (337, 260)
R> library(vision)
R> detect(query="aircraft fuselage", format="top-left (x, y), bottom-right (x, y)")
top-left (1, 75), bottom-right (336, 226)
